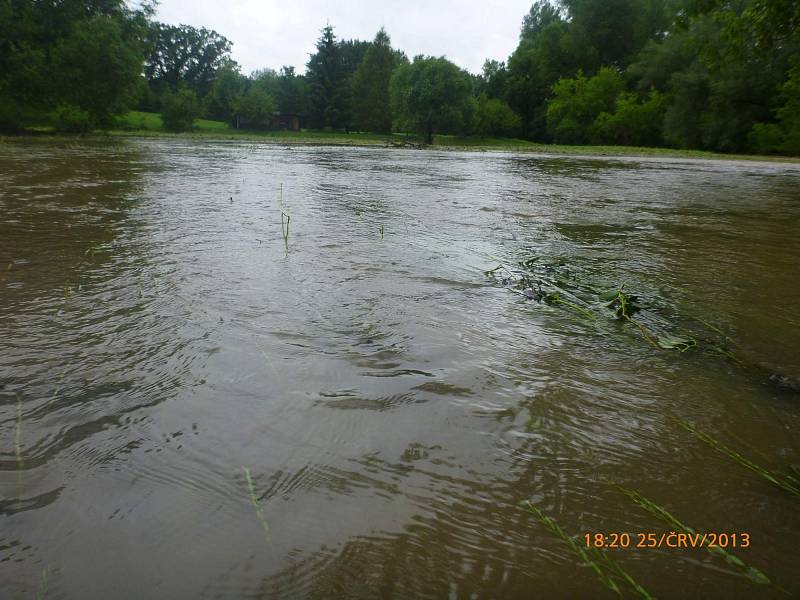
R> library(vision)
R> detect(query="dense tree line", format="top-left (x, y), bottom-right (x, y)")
top-left (1, 0), bottom-right (797, 153)
top-left (496, 0), bottom-right (800, 153)
top-left (0, 0), bottom-right (152, 131)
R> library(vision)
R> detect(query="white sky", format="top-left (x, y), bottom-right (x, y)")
top-left (153, 0), bottom-right (533, 75)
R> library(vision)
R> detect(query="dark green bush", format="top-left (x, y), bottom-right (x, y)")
top-left (161, 88), bottom-right (200, 132)
top-left (0, 97), bottom-right (25, 132)
top-left (54, 104), bottom-right (92, 133)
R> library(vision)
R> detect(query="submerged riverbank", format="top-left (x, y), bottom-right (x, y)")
top-left (4, 124), bottom-right (799, 164)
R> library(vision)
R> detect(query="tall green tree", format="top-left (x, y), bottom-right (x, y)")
top-left (144, 23), bottom-right (233, 100)
top-left (0, 0), bottom-right (152, 131)
top-left (52, 15), bottom-right (144, 127)
top-left (477, 60), bottom-right (509, 100)
top-left (337, 38), bottom-right (370, 129)
top-left (390, 56), bottom-right (475, 144)
top-left (206, 63), bottom-right (247, 124)
top-left (306, 25), bottom-right (347, 129)
top-left (560, 0), bottom-right (668, 70)
top-left (628, 2), bottom-right (792, 152)
top-left (506, 1), bottom-right (573, 138)
top-left (275, 66), bottom-right (309, 114)
top-left (161, 87), bottom-right (201, 132)
top-left (351, 28), bottom-right (402, 133)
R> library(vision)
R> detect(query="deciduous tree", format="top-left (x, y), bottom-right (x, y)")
top-left (390, 56), bottom-right (475, 144)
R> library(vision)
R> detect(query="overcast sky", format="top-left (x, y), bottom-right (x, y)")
top-left (153, 0), bottom-right (533, 75)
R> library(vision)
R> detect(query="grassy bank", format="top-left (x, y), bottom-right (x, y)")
top-left (6, 111), bottom-right (799, 164)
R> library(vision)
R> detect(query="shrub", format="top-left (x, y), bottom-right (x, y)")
top-left (546, 68), bottom-right (624, 144)
top-left (748, 123), bottom-right (783, 154)
top-left (591, 90), bottom-right (665, 146)
top-left (161, 88), bottom-right (200, 132)
top-left (0, 97), bottom-right (25, 132)
top-left (53, 104), bottom-right (92, 133)
top-left (233, 87), bottom-right (275, 129)
top-left (475, 95), bottom-right (522, 137)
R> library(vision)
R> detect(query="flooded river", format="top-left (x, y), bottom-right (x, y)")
top-left (1, 139), bottom-right (799, 598)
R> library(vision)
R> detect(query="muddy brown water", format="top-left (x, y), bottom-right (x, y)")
top-left (1, 139), bottom-right (799, 599)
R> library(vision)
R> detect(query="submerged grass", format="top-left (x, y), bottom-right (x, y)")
top-left (524, 501), bottom-right (654, 599)
top-left (280, 212), bottom-right (290, 255)
top-left (16, 394), bottom-right (23, 492)
top-left (544, 292), bottom-right (598, 320)
top-left (36, 565), bottom-right (51, 600)
top-left (243, 467), bottom-right (270, 540)
top-left (277, 183), bottom-right (291, 255)
top-left (676, 419), bottom-right (800, 498)
top-left (15, 394), bottom-right (23, 472)
top-left (619, 488), bottom-right (778, 589)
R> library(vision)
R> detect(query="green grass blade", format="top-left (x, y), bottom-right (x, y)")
top-left (524, 501), bottom-right (654, 599)
top-left (619, 488), bottom-right (778, 589)
top-left (243, 467), bottom-right (270, 540)
top-left (676, 419), bottom-right (800, 498)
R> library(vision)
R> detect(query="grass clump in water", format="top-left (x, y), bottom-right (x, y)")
top-left (524, 501), bottom-right (654, 599)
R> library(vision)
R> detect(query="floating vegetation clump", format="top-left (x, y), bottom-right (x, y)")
top-left (486, 255), bottom-right (797, 393)
top-left (619, 488), bottom-right (777, 589)
top-left (524, 501), bottom-right (654, 599)
top-left (676, 419), bottom-right (800, 498)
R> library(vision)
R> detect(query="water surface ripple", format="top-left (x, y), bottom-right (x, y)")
top-left (1, 139), bottom-right (799, 598)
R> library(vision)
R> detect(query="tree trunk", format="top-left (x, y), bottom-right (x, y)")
top-left (426, 121), bottom-right (433, 145)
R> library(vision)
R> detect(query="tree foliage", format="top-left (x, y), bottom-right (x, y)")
top-left (351, 28), bottom-right (404, 133)
top-left (546, 68), bottom-right (624, 144)
top-left (161, 88), bottom-right (201, 132)
top-left (144, 22), bottom-right (233, 100)
top-left (52, 15), bottom-right (145, 127)
top-left (475, 95), bottom-right (522, 137)
top-left (390, 56), bottom-right (475, 144)
top-left (234, 87), bottom-right (276, 129)
top-left (592, 90), bottom-right (665, 146)
top-left (0, 0), bottom-right (151, 131)
top-left (506, 2), bottom-right (573, 138)
top-left (3, 2), bottom-right (799, 154)
top-left (306, 25), bottom-right (347, 129)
